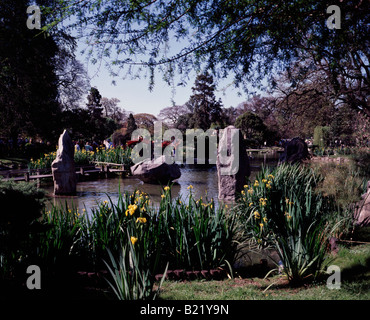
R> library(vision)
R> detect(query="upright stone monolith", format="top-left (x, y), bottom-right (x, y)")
top-left (52, 130), bottom-right (77, 195)
top-left (217, 126), bottom-right (250, 201)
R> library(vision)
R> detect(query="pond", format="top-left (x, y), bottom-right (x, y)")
top-left (44, 152), bottom-right (280, 215)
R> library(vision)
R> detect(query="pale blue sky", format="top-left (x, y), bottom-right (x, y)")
top-left (85, 61), bottom-right (248, 117)
top-left (71, 14), bottom-right (253, 117)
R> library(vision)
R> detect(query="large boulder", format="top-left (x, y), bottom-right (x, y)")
top-left (354, 181), bottom-right (370, 226)
top-left (217, 126), bottom-right (250, 201)
top-left (280, 137), bottom-right (310, 164)
top-left (130, 155), bottom-right (181, 184)
top-left (51, 130), bottom-right (77, 195)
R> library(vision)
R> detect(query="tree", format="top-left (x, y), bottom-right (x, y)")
top-left (86, 87), bottom-right (103, 119)
top-left (101, 97), bottom-right (127, 123)
top-left (126, 113), bottom-right (137, 137)
top-left (0, 0), bottom-right (62, 145)
top-left (56, 53), bottom-right (90, 110)
top-left (158, 105), bottom-right (188, 127)
top-left (186, 73), bottom-right (223, 130)
top-left (44, 1), bottom-right (369, 116)
top-left (134, 113), bottom-right (158, 135)
top-left (313, 126), bottom-right (331, 148)
top-left (235, 112), bottom-right (267, 147)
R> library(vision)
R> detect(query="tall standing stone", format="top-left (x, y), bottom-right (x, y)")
top-left (217, 126), bottom-right (250, 201)
top-left (355, 180), bottom-right (370, 226)
top-left (52, 130), bottom-right (77, 195)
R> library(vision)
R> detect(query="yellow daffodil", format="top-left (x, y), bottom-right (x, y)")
top-left (254, 211), bottom-right (260, 219)
top-left (164, 186), bottom-right (170, 191)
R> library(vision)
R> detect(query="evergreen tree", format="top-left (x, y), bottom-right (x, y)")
top-left (84, 87), bottom-right (117, 141)
top-left (86, 87), bottom-right (103, 120)
top-left (0, 0), bottom-right (62, 145)
top-left (186, 73), bottom-right (223, 130)
top-left (126, 113), bottom-right (137, 137)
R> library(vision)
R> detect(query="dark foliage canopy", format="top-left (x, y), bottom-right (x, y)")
top-left (43, 0), bottom-right (369, 114)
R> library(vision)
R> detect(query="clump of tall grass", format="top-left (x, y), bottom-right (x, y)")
top-left (35, 185), bottom-right (238, 299)
top-left (237, 164), bottom-right (350, 286)
top-left (312, 161), bottom-right (366, 209)
top-left (158, 186), bottom-right (237, 271)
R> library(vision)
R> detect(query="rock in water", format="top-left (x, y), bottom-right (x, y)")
top-left (52, 130), bottom-right (77, 195)
top-left (280, 137), bottom-right (310, 164)
top-left (355, 180), bottom-right (370, 226)
top-left (130, 155), bottom-right (181, 184)
top-left (217, 126), bottom-right (250, 201)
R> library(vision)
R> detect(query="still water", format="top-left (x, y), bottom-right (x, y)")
top-left (44, 153), bottom-right (279, 214)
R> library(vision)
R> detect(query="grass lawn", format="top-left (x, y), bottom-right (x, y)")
top-left (158, 243), bottom-right (370, 300)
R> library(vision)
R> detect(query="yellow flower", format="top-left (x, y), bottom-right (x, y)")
top-left (241, 190), bottom-right (245, 195)
top-left (136, 217), bottom-right (147, 224)
top-left (164, 186), bottom-right (170, 191)
top-left (126, 204), bottom-right (138, 216)
top-left (254, 180), bottom-right (259, 187)
top-left (254, 211), bottom-right (260, 219)
top-left (266, 183), bottom-right (272, 189)
top-left (249, 202), bottom-right (253, 207)
top-left (161, 194), bottom-right (165, 199)
top-left (244, 185), bottom-right (249, 189)
top-left (130, 236), bottom-right (138, 245)
top-left (187, 185), bottom-right (193, 190)
top-left (259, 198), bottom-right (267, 206)
top-left (268, 174), bottom-right (274, 179)
top-left (263, 217), bottom-right (268, 223)
top-left (259, 223), bottom-right (264, 229)
top-left (248, 188), bottom-right (254, 195)
top-left (262, 179), bottom-right (267, 183)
